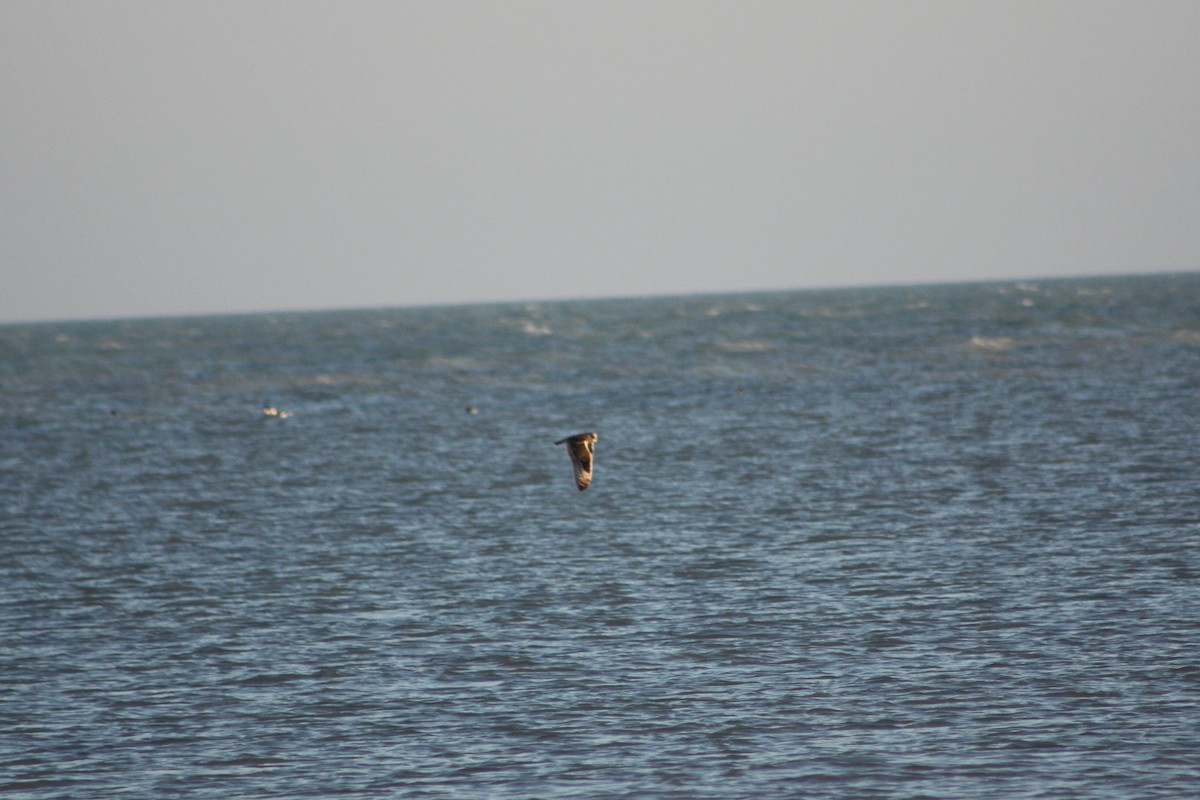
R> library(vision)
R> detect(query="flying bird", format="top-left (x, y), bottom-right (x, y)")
top-left (555, 432), bottom-right (598, 491)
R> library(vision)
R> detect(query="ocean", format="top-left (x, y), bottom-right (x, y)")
top-left (2, 273), bottom-right (1198, 798)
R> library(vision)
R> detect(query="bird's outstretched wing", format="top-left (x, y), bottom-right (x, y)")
top-left (555, 432), bottom-right (598, 491)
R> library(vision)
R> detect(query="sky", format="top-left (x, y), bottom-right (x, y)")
top-left (3, 1), bottom-right (1199, 323)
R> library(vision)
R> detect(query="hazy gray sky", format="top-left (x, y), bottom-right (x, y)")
top-left (3, 1), bottom-right (1198, 322)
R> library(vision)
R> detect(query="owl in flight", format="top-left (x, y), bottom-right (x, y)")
top-left (555, 432), bottom-right (598, 491)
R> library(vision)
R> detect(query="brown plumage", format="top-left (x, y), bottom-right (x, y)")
top-left (555, 431), bottom-right (598, 491)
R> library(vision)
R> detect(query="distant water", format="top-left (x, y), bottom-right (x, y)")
top-left (3, 274), bottom-right (1199, 799)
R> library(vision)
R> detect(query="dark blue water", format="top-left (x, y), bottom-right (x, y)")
top-left (3, 274), bottom-right (1199, 798)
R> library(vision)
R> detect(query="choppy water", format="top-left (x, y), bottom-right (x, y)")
top-left (3, 274), bottom-right (1200, 799)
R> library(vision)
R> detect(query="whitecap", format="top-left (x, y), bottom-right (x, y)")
top-left (969, 335), bottom-right (1014, 351)
top-left (718, 340), bottom-right (776, 353)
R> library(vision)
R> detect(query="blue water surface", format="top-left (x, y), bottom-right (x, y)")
top-left (2, 274), bottom-right (1199, 798)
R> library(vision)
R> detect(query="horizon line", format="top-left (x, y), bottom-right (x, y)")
top-left (3, 267), bottom-right (1196, 327)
